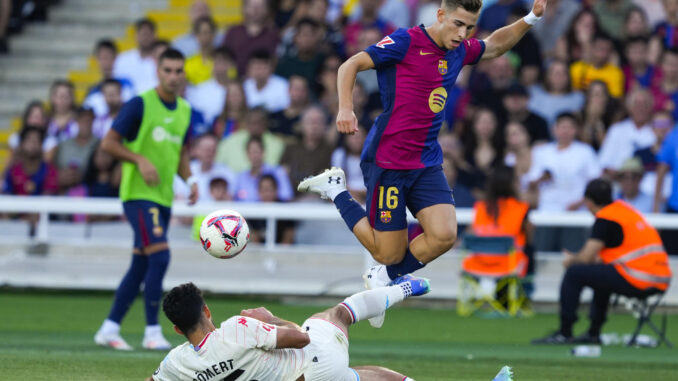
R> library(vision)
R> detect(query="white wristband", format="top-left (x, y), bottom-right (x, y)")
top-left (523, 11), bottom-right (541, 26)
top-left (187, 176), bottom-right (198, 187)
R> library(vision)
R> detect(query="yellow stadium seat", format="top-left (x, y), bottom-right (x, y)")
top-left (11, 117), bottom-right (21, 131)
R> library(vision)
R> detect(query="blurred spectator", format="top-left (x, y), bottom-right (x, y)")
top-left (593, 0), bottom-right (634, 40)
top-left (633, 0), bottom-right (668, 28)
top-left (216, 107), bottom-right (285, 172)
top-left (616, 157), bottom-right (653, 213)
top-left (82, 143), bottom-right (120, 198)
top-left (650, 0), bottom-right (678, 63)
top-left (281, 105), bottom-right (333, 197)
top-left (501, 83), bottom-right (550, 144)
top-left (651, 48), bottom-right (678, 120)
top-left (570, 33), bottom-right (624, 98)
top-left (527, 113), bottom-right (600, 251)
top-left (269, 75), bottom-right (311, 139)
top-left (92, 79), bottom-right (124, 139)
top-left (527, 113), bottom-right (601, 211)
top-left (622, 37), bottom-right (657, 93)
top-left (471, 54), bottom-right (516, 116)
top-left (213, 81), bottom-right (248, 138)
top-left (462, 108), bottom-right (505, 176)
top-left (331, 126), bottom-right (367, 203)
top-left (416, 0), bottom-right (439, 26)
top-left (151, 39), bottom-right (171, 62)
top-left (276, 18), bottom-right (326, 87)
top-left (477, 0), bottom-right (526, 33)
top-left (655, 112), bottom-right (678, 213)
top-left (531, 0), bottom-right (580, 59)
top-left (623, 6), bottom-right (650, 39)
top-left (184, 16), bottom-right (217, 86)
top-left (46, 80), bottom-right (78, 146)
top-left (8, 101), bottom-right (52, 154)
top-left (348, 0), bottom-right (409, 29)
top-left (248, 174), bottom-right (297, 244)
top-left (598, 89), bottom-right (656, 175)
top-left (0, 0), bottom-right (9, 53)
top-left (354, 27), bottom-right (381, 95)
top-left (3, 127), bottom-right (58, 196)
top-left (637, 111), bottom-right (674, 201)
top-left (208, 177), bottom-right (231, 201)
top-left (83, 40), bottom-right (134, 117)
top-left (440, 132), bottom-right (484, 199)
top-left (351, 80), bottom-right (377, 131)
top-left (244, 50), bottom-right (290, 112)
top-left (113, 18), bottom-right (158, 94)
top-left (233, 136), bottom-right (293, 201)
top-left (555, 9), bottom-right (599, 63)
top-left (173, 0), bottom-right (223, 57)
top-left (222, 0), bottom-right (279, 76)
top-left (504, 121), bottom-right (532, 193)
top-left (273, 0), bottom-right (300, 30)
top-left (443, 157), bottom-right (475, 208)
top-left (579, 81), bottom-right (624, 150)
top-left (187, 47), bottom-right (237, 126)
top-left (344, 0), bottom-right (396, 57)
top-left (50, 108), bottom-right (98, 193)
top-left (190, 134), bottom-right (237, 202)
top-left (507, 6), bottom-right (542, 86)
top-left (529, 60), bottom-right (585, 127)
top-left (278, 0), bottom-right (345, 58)
top-left (317, 55), bottom-right (342, 117)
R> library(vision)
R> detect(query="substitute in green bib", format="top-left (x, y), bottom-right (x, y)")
top-left (95, 48), bottom-right (198, 351)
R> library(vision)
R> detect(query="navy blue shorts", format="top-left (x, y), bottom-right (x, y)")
top-left (122, 200), bottom-right (172, 249)
top-left (361, 162), bottom-right (455, 231)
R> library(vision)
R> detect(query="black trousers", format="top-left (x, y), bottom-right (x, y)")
top-left (559, 264), bottom-right (657, 337)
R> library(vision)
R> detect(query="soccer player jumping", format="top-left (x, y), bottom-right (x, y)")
top-left (299, 0), bottom-right (547, 326)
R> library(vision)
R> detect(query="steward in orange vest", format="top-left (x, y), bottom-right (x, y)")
top-left (533, 179), bottom-right (672, 345)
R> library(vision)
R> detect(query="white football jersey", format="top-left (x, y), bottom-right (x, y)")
top-left (153, 316), bottom-right (310, 381)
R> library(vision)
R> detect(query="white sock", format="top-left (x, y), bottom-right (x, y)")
top-left (145, 325), bottom-right (162, 337)
top-left (327, 187), bottom-right (345, 201)
top-left (340, 285), bottom-right (407, 323)
top-left (100, 319), bottom-right (120, 334)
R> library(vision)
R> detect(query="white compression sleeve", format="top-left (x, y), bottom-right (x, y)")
top-left (340, 285), bottom-right (406, 324)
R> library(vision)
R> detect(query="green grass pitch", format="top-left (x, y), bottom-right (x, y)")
top-left (0, 291), bottom-right (676, 380)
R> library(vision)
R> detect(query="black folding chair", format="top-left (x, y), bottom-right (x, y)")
top-left (613, 292), bottom-right (673, 348)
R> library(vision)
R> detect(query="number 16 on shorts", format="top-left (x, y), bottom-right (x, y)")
top-left (377, 185), bottom-right (404, 229)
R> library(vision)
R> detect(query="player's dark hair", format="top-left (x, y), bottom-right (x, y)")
top-left (101, 78), bottom-right (122, 90)
top-left (193, 15), bottom-right (217, 34)
top-left (19, 125), bottom-right (45, 144)
top-left (214, 46), bottom-right (236, 61)
top-left (135, 18), bottom-right (156, 32)
top-left (163, 282), bottom-right (205, 335)
top-left (584, 178), bottom-right (613, 206)
top-left (485, 165), bottom-right (518, 223)
top-left (555, 112), bottom-right (580, 126)
top-left (158, 48), bottom-right (185, 64)
top-left (442, 0), bottom-right (482, 13)
top-left (95, 39), bottom-right (117, 55)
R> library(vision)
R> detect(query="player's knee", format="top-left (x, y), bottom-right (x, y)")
top-left (372, 249), bottom-right (403, 265)
top-left (431, 225), bottom-right (457, 252)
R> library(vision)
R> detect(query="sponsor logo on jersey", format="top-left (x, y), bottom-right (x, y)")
top-left (380, 211), bottom-right (392, 223)
top-left (152, 126), bottom-right (183, 144)
top-left (438, 59), bottom-right (448, 75)
top-left (376, 36), bottom-right (395, 48)
top-left (428, 87), bottom-right (448, 113)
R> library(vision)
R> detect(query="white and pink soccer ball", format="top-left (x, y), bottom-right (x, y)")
top-left (199, 209), bottom-right (250, 259)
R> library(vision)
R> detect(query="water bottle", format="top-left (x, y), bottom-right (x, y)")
top-left (571, 345), bottom-right (601, 357)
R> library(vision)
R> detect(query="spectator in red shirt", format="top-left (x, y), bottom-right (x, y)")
top-left (3, 126), bottom-right (58, 196)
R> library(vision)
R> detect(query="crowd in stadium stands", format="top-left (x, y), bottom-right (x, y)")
top-left (4, 0), bottom-right (678, 248)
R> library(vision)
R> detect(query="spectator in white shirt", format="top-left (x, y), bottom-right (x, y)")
top-left (113, 18), bottom-right (158, 94)
top-left (83, 40), bottom-right (134, 117)
top-left (527, 112), bottom-right (601, 251)
top-left (528, 112), bottom-right (602, 212)
top-left (92, 79), bottom-right (124, 139)
top-left (243, 50), bottom-right (290, 112)
top-left (186, 47), bottom-right (237, 126)
top-left (190, 133), bottom-right (236, 202)
top-left (598, 89), bottom-right (656, 176)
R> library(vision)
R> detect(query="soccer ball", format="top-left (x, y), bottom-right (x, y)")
top-left (199, 209), bottom-right (250, 259)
